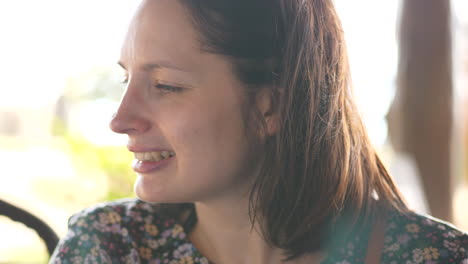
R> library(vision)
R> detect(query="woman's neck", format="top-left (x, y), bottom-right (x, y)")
top-left (188, 199), bottom-right (325, 264)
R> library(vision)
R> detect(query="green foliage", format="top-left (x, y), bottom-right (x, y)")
top-left (63, 133), bottom-right (135, 201)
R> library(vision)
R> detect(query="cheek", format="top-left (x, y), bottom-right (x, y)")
top-left (177, 103), bottom-right (246, 153)
top-left (168, 99), bottom-right (252, 180)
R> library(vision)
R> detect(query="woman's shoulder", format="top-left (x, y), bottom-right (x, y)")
top-left (50, 199), bottom-right (207, 263)
top-left (66, 197), bottom-right (193, 243)
top-left (381, 209), bottom-right (468, 263)
top-left (68, 198), bottom-right (175, 227)
top-left (64, 198), bottom-right (179, 240)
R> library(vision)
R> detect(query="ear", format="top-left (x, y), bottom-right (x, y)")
top-left (256, 88), bottom-right (280, 136)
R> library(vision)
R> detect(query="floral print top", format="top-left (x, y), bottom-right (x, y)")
top-left (50, 198), bottom-right (468, 264)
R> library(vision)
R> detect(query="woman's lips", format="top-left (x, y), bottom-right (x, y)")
top-left (132, 156), bottom-right (174, 173)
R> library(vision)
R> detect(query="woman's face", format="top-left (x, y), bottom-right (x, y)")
top-left (110, 0), bottom-right (259, 203)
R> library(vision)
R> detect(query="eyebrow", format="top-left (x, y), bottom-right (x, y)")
top-left (117, 60), bottom-right (188, 72)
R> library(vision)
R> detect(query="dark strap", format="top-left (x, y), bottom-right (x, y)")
top-left (0, 199), bottom-right (59, 256)
top-left (364, 212), bottom-right (388, 264)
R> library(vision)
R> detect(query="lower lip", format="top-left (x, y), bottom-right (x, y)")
top-left (132, 157), bottom-right (174, 174)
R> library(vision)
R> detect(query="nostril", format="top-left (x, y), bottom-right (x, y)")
top-left (109, 110), bottom-right (151, 135)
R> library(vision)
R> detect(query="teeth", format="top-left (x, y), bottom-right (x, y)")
top-left (144, 152), bottom-right (152, 161)
top-left (161, 151), bottom-right (169, 159)
top-left (152, 152), bottom-right (162, 161)
top-left (135, 151), bottom-right (175, 162)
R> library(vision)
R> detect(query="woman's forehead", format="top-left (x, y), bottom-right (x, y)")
top-left (120, 0), bottom-right (200, 70)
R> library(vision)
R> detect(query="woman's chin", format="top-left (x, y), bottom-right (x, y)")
top-left (133, 177), bottom-right (185, 204)
top-left (134, 177), bottom-right (166, 203)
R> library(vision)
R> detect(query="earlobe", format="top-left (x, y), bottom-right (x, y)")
top-left (256, 88), bottom-right (280, 136)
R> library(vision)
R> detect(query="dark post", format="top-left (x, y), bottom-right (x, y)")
top-left (393, 0), bottom-right (453, 221)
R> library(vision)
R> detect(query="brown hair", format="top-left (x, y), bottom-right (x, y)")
top-left (173, 0), bottom-right (408, 259)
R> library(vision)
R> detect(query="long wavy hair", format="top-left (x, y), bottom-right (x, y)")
top-left (161, 0), bottom-right (408, 259)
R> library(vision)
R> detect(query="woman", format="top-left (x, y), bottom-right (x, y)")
top-left (50, 0), bottom-right (468, 263)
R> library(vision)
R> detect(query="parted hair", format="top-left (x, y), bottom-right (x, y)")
top-left (164, 0), bottom-right (408, 260)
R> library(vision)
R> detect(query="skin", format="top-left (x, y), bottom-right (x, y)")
top-left (110, 0), bottom-right (322, 263)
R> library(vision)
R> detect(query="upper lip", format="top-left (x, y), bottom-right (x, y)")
top-left (127, 145), bottom-right (173, 153)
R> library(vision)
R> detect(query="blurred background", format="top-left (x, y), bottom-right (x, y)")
top-left (0, 0), bottom-right (467, 262)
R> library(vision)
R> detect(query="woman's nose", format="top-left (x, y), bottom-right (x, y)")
top-left (109, 87), bottom-right (151, 135)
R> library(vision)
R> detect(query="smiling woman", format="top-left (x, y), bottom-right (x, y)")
top-left (49, 0), bottom-right (468, 263)
top-left (111, 0), bottom-right (260, 206)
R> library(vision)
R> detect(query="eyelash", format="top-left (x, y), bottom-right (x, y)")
top-left (120, 77), bottom-right (183, 93)
top-left (154, 83), bottom-right (183, 93)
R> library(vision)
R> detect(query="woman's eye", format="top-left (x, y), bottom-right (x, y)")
top-left (155, 83), bottom-right (183, 93)
top-left (117, 76), bottom-right (183, 93)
